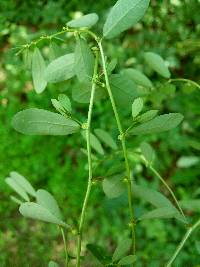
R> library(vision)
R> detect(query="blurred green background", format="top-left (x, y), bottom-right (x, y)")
top-left (0, 0), bottom-right (200, 266)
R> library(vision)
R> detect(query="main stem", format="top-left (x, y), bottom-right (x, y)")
top-left (98, 41), bottom-right (136, 255)
top-left (60, 227), bottom-right (69, 267)
top-left (166, 218), bottom-right (200, 266)
top-left (76, 50), bottom-right (99, 267)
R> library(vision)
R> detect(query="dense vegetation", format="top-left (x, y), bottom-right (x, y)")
top-left (0, 0), bottom-right (200, 266)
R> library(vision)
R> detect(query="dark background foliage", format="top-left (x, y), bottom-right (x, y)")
top-left (0, 0), bottom-right (200, 266)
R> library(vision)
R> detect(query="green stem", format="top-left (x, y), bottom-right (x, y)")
top-left (60, 227), bottom-right (69, 267)
top-left (166, 218), bottom-right (200, 267)
top-left (148, 164), bottom-right (186, 219)
top-left (98, 41), bottom-right (136, 256)
top-left (167, 78), bottom-right (200, 90)
top-left (76, 50), bottom-right (99, 267)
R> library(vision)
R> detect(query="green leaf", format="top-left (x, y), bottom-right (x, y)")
top-left (12, 108), bottom-right (80, 136)
top-left (103, 0), bottom-right (150, 39)
top-left (49, 42), bottom-right (61, 61)
top-left (118, 255), bottom-right (137, 265)
top-left (51, 99), bottom-right (66, 114)
top-left (32, 48), bottom-right (47, 94)
top-left (45, 53), bottom-right (75, 83)
top-left (72, 82), bottom-right (105, 103)
top-left (10, 171), bottom-right (36, 197)
top-left (19, 202), bottom-right (68, 227)
top-left (132, 97), bottom-right (144, 119)
top-left (82, 131), bottom-right (104, 155)
top-left (177, 156), bottom-right (199, 168)
top-left (144, 52), bottom-right (171, 79)
top-left (58, 94), bottom-right (72, 113)
top-left (179, 199), bottom-right (200, 212)
top-left (36, 189), bottom-right (62, 219)
top-left (132, 184), bottom-right (173, 208)
top-left (10, 196), bottom-right (23, 205)
top-left (122, 68), bottom-right (152, 88)
top-left (5, 177), bottom-right (30, 201)
top-left (94, 129), bottom-right (117, 150)
top-left (67, 13), bottom-right (99, 28)
top-left (74, 37), bottom-right (94, 82)
top-left (107, 58), bottom-right (117, 75)
top-left (87, 244), bottom-right (112, 265)
top-left (48, 261), bottom-right (59, 267)
top-left (139, 206), bottom-right (178, 220)
top-left (23, 48), bottom-right (32, 69)
top-left (128, 113), bottom-right (184, 135)
top-left (102, 175), bottom-right (126, 199)
top-left (137, 110), bottom-right (158, 123)
top-left (112, 238), bottom-right (132, 262)
top-left (140, 142), bottom-right (155, 165)
top-left (110, 74), bottom-right (141, 107)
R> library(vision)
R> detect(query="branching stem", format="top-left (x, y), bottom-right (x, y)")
top-left (76, 50), bottom-right (99, 267)
top-left (98, 41), bottom-right (136, 257)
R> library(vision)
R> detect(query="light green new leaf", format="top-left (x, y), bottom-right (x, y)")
top-left (128, 113), bottom-right (184, 135)
top-left (23, 48), bottom-right (32, 69)
top-left (5, 177), bottom-right (29, 201)
top-left (10, 171), bottom-right (36, 197)
top-left (118, 255), bottom-right (137, 265)
top-left (112, 238), bottom-right (132, 262)
top-left (103, 0), bottom-right (150, 39)
top-left (94, 129), bottom-right (117, 150)
top-left (32, 48), bottom-right (47, 94)
top-left (82, 131), bottom-right (104, 155)
top-left (102, 175), bottom-right (126, 199)
top-left (74, 37), bottom-right (94, 82)
top-left (144, 52), bottom-right (171, 79)
top-left (49, 42), bottom-right (61, 61)
top-left (72, 83), bottom-right (105, 103)
top-left (45, 53), bottom-right (75, 83)
top-left (58, 94), bottom-right (72, 113)
top-left (51, 99), bottom-right (66, 114)
top-left (139, 206), bottom-right (178, 221)
top-left (110, 74), bottom-right (141, 107)
top-left (137, 110), bottom-right (158, 123)
top-left (140, 142), bottom-right (155, 165)
top-left (132, 97), bottom-right (144, 119)
top-left (36, 189), bottom-right (62, 219)
top-left (10, 196), bottom-right (23, 205)
top-left (122, 68), bottom-right (152, 88)
top-left (177, 156), bottom-right (199, 168)
top-left (19, 202), bottom-right (67, 227)
top-left (67, 13), bottom-right (99, 28)
top-left (12, 108), bottom-right (80, 136)
top-left (48, 261), bottom-right (59, 267)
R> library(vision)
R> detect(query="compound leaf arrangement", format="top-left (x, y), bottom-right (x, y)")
top-left (6, 0), bottom-right (200, 266)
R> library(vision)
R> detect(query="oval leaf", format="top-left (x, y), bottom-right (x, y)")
top-left (110, 74), bottom-right (141, 108)
top-left (139, 206), bottom-right (178, 221)
top-left (137, 110), bottom-right (158, 123)
top-left (12, 108), bottom-right (80, 136)
top-left (32, 48), bottom-right (47, 93)
top-left (144, 52), bottom-right (171, 79)
top-left (67, 13), bottom-right (99, 28)
top-left (10, 171), bottom-right (36, 197)
top-left (103, 175), bottom-right (126, 199)
top-left (94, 129), bottom-right (117, 150)
top-left (58, 94), bottom-right (72, 113)
top-left (118, 255), bottom-right (137, 265)
top-left (36, 189), bottom-right (62, 219)
top-left (5, 177), bottom-right (29, 201)
top-left (140, 142), bottom-right (155, 165)
top-left (19, 202), bottom-right (67, 227)
top-left (179, 199), bottom-right (200, 212)
top-left (45, 53), bottom-right (75, 83)
top-left (82, 131), bottom-right (104, 155)
top-left (132, 97), bottom-right (144, 119)
top-left (128, 113), bottom-right (184, 135)
top-left (74, 37), bottom-right (94, 82)
top-left (122, 68), bottom-right (152, 88)
top-left (112, 238), bottom-right (132, 262)
top-left (87, 244), bottom-right (111, 265)
top-left (103, 0), bottom-right (150, 39)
